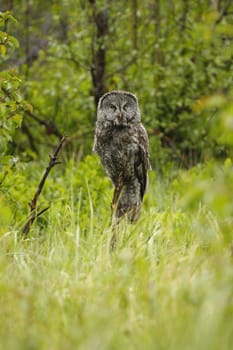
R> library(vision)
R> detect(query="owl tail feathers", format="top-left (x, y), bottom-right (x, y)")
top-left (115, 183), bottom-right (142, 223)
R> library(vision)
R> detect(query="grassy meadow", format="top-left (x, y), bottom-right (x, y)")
top-left (0, 156), bottom-right (232, 350)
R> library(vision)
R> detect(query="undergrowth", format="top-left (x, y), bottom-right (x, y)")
top-left (0, 156), bottom-right (232, 350)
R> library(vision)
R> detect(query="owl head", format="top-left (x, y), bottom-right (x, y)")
top-left (97, 90), bottom-right (141, 127)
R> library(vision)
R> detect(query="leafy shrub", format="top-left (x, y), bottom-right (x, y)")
top-left (0, 12), bottom-right (26, 231)
top-left (173, 159), bottom-right (233, 244)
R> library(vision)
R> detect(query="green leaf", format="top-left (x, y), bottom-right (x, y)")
top-left (12, 114), bottom-right (23, 127)
top-left (0, 31), bottom-right (7, 41)
top-left (0, 44), bottom-right (6, 55)
top-left (8, 35), bottom-right (19, 49)
top-left (24, 102), bottom-right (33, 113)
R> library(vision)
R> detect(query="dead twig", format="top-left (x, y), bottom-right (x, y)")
top-left (22, 136), bottom-right (66, 235)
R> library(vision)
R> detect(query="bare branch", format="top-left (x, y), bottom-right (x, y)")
top-left (22, 136), bottom-right (66, 235)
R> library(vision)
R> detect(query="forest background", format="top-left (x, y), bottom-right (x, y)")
top-left (0, 1), bottom-right (233, 349)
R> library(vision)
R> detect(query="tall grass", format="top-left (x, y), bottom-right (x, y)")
top-left (0, 158), bottom-right (232, 350)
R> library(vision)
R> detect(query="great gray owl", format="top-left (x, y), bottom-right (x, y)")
top-left (93, 90), bottom-right (151, 222)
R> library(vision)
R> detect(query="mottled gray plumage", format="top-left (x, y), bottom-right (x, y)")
top-left (93, 90), bottom-right (151, 222)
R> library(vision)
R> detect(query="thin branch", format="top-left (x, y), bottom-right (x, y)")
top-left (0, 170), bottom-right (9, 187)
top-left (25, 110), bottom-right (62, 139)
top-left (215, 0), bottom-right (233, 25)
top-left (22, 136), bottom-right (66, 235)
top-left (48, 53), bottom-right (90, 71)
top-left (105, 35), bottom-right (162, 80)
top-left (21, 120), bottom-right (38, 154)
top-left (37, 206), bottom-right (50, 217)
top-left (1, 86), bottom-right (62, 139)
top-left (1, 86), bottom-right (11, 98)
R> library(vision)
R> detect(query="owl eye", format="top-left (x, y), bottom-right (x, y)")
top-left (123, 103), bottom-right (129, 111)
top-left (109, 103), bottom-right (116, 111)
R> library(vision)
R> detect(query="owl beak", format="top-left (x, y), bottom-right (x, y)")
top-left (118, 112), bottom-right (123, 119)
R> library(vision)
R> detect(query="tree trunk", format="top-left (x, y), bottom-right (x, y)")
top-left (131, 0), bottom-right (138, 50)
top-left (89, 0), bottom-right (109, 108)
top-left (152, 0), bottom-right (162, 65)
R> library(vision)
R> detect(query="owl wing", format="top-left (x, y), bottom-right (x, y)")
top-left (135, 123), bottom-right (151, 200)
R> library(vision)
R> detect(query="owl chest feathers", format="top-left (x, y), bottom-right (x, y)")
top-left (94, 123), bottom-right (141, 183)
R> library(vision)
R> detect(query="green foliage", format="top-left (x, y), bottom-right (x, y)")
top-left (1, 160), bottom-right (233, 350)
top-left (0, 4), bottom-right (233, 349)
top-left (0, 13), bottom-right (26, 228)
top-left (1, 2), bottom-right (232, 164)
top-left (0, 72), bottom-right (24, 150)
top-left (0, 14), bottom-right (23, 158)
top-left (0, 11), bottom-right (18, 56)
top-left (174, 159), bottom-right (233, 244)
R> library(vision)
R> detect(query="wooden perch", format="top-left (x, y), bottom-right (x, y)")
top-left (22, 136), bottom-right (66, 235)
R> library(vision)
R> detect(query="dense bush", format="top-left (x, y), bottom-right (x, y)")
top-left (1, 1), bottom-right (232, 166)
